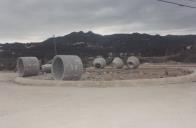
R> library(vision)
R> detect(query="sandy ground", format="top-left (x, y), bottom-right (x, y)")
top-left (0, 77), bottom-right (196, 127)
top-left (0, 64), bottom-right (196, 128)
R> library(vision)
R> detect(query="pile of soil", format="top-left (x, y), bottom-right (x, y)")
top-left (31, 67), bottom-right (192, 81)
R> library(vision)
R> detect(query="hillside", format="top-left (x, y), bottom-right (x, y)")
top-left (0, 31), bottom-right (196, 69)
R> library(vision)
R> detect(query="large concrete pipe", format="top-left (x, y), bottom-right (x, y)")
top-left (93, 57), bottom-right (106, 69)
top-left (41, 64), bottom-right (52, 73)
top-left (52, 55), bottom-right (83, 80)
top-left (127, 56), bottom-right (140, 69)
top-left (17, 57), bottom-right (40, 77)
top-left (112, 57), bottom-right (124, 69)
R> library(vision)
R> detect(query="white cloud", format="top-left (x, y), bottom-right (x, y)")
top-left (0, 0), bottom-right (195, 42)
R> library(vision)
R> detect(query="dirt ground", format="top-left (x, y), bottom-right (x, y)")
top-left (0, 78), bottom-right (196, 128)
top-left (30, 65), bottom-right (192, 81)
top-left (0, 64), bottom-right (196, 128)
top-left (81, 67), bottom-right (192, 80)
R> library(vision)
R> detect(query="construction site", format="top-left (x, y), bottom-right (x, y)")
top-left (0, 53), bottom-right (196, 128)
top-left (1, 31), bottom-right (196, 128)
top-left (1, 0), bottom-right (196, 127)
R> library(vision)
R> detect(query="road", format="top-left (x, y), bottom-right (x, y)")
top-left (0, 79), bottom-right (196, 128)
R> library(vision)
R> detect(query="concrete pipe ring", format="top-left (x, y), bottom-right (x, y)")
top-left (112, 57), bottom-right (124, 69)
top-left (41, 64), bottom-right (52, 73)
top-left (127, 56), bottom-right (140, 69)
top-left (93, 57), bottom-right (106, 69)
top-left (17, 57), bottom-right (40, 77)
top-left (52, 55), bottom-right (83, 80)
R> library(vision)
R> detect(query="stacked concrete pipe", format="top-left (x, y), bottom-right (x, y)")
top-left (112, 57), bottom-right (124, 69)
top-left (93, 57), bottom-right (106, 69)
top-left (17, 57), bottom-right (40, 77)
top-left (127, 56), bottom-right (140, 69)
top-left (52, 55), bottom-right (83, 80)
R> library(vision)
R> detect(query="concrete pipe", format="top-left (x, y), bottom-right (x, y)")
top-left (41, 64), bottom-right (52, 73)
top-left (17, 57), bottom-right (40, 77)
top-left (112, 57), bottom-right (124, 69)
top-left (93, 57), bottom-right (106, 69)
top-left (127, 56), bottom-right (140, 69)
top-left (52, 55), bottom-right (83, 80)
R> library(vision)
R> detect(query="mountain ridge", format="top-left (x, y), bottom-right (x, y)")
top-left (0, 31), bottom-right (196, 69)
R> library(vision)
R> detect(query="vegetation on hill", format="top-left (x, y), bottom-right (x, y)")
top-left (0, 31), bottom-right (196, 69)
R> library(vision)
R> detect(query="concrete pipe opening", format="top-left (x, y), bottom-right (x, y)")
top-left (93, 57), bottom-right (106, 69)
top-left (52, 55), bottom-right (83, 80)
top-left (95, 63), bottom-right (102, 68)
top-left (127, 62), bottom-right (135, 69)
top-left (17, 57), bottom-right (40, 77)
top-left (112, 57), bottom-right (124, 69)
top-left (127, 56), bottom-right (140, 69)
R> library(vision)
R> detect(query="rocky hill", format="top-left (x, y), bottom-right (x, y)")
top-left (0, 31), bottom-right (196, 69)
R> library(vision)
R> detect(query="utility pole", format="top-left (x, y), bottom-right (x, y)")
top-left (53, 35), bottom-right (57, 56)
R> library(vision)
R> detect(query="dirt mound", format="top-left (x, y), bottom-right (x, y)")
top-left (30, 67), bottom-right (192, 81)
